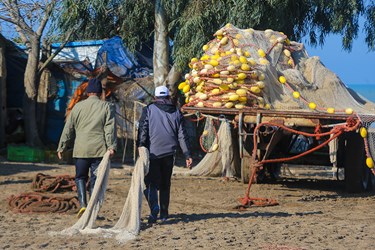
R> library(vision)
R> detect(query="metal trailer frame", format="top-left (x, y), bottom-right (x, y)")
top-left (182, 106), bottom-right (375, 193)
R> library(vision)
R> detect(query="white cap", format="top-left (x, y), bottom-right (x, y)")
top-left (155, 86), bottom-right (169, 97)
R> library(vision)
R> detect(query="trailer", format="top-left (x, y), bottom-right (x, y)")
top-left (182, 106), bottom-right (375, 193)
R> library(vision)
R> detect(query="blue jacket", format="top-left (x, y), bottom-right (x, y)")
top-left (137, 98), bottom-right (191, 159)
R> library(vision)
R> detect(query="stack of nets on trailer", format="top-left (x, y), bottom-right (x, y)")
top-left (183, 23), bottom-right (375, 177)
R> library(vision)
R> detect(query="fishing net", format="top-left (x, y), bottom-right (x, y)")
top-left (180, 23), bottom-right (375, 174)
top-left (51, 147), bottom-right (149, 244)
top-left (188, 118), bottom-right (236, 177)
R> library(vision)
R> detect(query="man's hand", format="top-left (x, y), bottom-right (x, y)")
top-left (57, 151), bottom-right (63, 160)
top-left (109, 149), bottom-right (115, 158)
top-left (186, 157), bottom-right (193, 169)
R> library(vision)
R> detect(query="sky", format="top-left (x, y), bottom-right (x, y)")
top-left (303, 33), bottom-right (374, 86)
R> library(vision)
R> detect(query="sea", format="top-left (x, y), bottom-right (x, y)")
top-left (347, 84), bottom-right (375, 103)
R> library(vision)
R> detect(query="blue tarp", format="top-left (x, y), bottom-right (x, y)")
top-left (95, 36), bottom-right (151, 78)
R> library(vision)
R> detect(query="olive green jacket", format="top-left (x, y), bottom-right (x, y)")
top-left (57, 96), bottom-right (117, 158)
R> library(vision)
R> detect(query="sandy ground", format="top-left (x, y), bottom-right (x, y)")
top-left (0, 157), bottom-right (375, 250)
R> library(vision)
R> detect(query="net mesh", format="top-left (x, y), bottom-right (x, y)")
top-left (51, 147), bottom-right (149, 244)
top-left (181, 23), bottom-right (375, 173)
top-left (188, 118), bottom-right (236, 177)
top-left (182, 24), bottom-right (375, 114)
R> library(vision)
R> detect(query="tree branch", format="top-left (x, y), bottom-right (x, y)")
top-left (36, 0), bottom-right (57, 36)
top-left (38, 28), bottom-right (74, 74)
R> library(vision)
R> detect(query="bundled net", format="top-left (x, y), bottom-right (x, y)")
top-left (180, 23), bottom-right (375, 174)
top-left (51, 147), bottom-right (149, 244)
top-left (180, 23), bottom-right (375, 114)
top-left (188, 118), bottom-right (236, 177)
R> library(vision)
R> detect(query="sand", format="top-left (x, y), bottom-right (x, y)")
top-left (0, 159), bottom-right (374, 250)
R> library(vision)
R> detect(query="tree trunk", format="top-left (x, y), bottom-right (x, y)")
top-left (153, 0), bottom-right (169, 88)
top-left (24, 41), bottom-right (43, 146)
top-left (37, 68), bottom-right (51, 141)
top-left (0, 35), bottom-right (7, 148)
top-left (163, 64), bottom-right (182, 102)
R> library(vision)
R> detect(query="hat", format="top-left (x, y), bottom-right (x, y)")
top-left (155, 86), bottom-right (169, 97)
top-left (87, 78), bottom-right (102, 94)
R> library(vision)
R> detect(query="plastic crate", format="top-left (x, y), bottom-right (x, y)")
top-left (7, 145), bottom-right (45, 162)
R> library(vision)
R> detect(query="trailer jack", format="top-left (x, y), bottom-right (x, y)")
top-left (235, 161), bottom-right (279, 210)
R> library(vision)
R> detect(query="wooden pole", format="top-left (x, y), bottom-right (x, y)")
top-left (0, 35), bottom-right (7, 148)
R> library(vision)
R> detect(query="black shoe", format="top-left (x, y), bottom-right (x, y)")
top-left (148, 214), bottom-right (157, 224)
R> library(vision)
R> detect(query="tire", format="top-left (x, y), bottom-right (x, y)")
top-left (344, 131), bottom-right (372, 192)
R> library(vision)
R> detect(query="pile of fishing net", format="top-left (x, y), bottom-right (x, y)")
top-left (183, 23), bottom-right (375, 178)
top-left (180, 23), bottom-right (375, 114)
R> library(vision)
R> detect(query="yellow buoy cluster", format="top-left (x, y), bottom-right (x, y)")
top-left (181, 24), bottom-right (292, 110)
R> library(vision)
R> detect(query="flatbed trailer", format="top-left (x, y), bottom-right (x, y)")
top-left (182, 106), bottom-right (375, 193)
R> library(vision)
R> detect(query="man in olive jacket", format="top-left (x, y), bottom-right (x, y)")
top-left (137, 85), bottom-right (192, 223)
top-left (57, 78), bottom-right (117, 217)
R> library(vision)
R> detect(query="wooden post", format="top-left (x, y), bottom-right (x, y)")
top-left (0, 35), bottom-right (7, 148)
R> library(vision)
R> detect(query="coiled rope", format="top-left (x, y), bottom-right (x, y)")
top-left (8, 173), bottom-right (79, 213)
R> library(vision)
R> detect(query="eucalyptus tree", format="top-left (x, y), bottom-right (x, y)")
top-left (57, 0), bottom-right (375, 93)
top-left (0, 0), bottom-right (75, 146)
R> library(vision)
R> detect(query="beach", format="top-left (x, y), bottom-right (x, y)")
top-left (1, 159), bottom-right (374, 250)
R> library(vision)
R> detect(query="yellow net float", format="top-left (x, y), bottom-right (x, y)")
top-left (292, 91), bottom-right (300, 99)
top-left (241, 64), bottom-right (251, 71)
top-left (236, 88), bottom-right (247, 96)
top-left (182, 85), bottom-right (190, 93)
top-left (366, 157), bottom-right (374, 168)
top-left (248, 58), bottom-right (257, 66)
top-left (239, 56), bottom-right (247, 64)
top-left (360, 127), bottom-right (367, 138)
top-left (279, 76), bottom-right (286, 84)
top-left (345, 108), bottom-right (353, 115)
top-left (211, 144), bottom-right (219, 152)
top-left (327, 107), bottom-right (335, 114)
top-left (308, 102), bottom-right (317, 110)
top-left (213, 102), bottom-right (222, 108)
top-left (258, 49), bottom-right (266, 57)
top-left (178, 82), bottom-right (186, 90)
top-left (237, 73), bottom-right (247, 80)
top-left (225, 102), bottom-right (234, 108)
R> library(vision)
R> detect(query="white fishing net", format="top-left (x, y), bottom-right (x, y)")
top-left (182, 24), bottom-right (375, 114)
top-left (187, 118), bottom-right (236, 177)
top-left (51, 147), bottom-right (149, 244)
top-left (181, 24), bottom-right (375, 175)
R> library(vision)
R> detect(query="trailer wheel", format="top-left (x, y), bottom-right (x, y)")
top-left (344, 132), bottom-right (372, 192)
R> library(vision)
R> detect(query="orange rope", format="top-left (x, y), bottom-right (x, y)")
top-left (240, 116), bottom-right (361, 206)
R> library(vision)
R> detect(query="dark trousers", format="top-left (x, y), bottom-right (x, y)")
top-left (144, 155), bottom-right (174, 218)
top-left (75, 157), bottom-right (102, 194)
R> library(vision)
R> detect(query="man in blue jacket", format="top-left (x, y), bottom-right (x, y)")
top-left (137, 85), bottom-right (192, 223)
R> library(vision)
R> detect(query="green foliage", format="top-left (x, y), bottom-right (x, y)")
top-left (55, 0), bottom-right (375, 72)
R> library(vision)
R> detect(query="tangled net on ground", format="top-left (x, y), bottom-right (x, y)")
top-left (8, 192), bottom-right (79, 214)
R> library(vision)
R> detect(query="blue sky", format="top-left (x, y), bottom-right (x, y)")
top-left (304, 33), bottom-right (374, 86)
